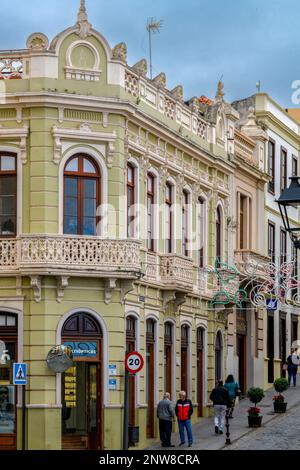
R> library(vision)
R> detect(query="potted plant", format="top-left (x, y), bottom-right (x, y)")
top-left (273, 378), bottom-right (288, 413)
top-left (247, 387), bottom-right (264, 427)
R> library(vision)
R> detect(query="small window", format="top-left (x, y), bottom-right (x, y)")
top-left (1, 156), bottom-right (15, 171)
top-left (292, 157), bottom-right (298, 177)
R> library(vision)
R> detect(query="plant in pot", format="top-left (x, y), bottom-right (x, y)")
top-left (273, 378), bottom-right (288, 413)
top-left (247, 387), bottom-right (264, 427)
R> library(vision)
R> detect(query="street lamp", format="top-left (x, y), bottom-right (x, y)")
top-left (276, 177), bottom-right (300, 249)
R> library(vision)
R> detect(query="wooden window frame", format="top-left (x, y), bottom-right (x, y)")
top-left (127, 163), bottom-right (135, 239)
top-left (165, 182), bottom-right (173, 253)
top-left (268, 139), bottom-right (275, 194)
top-left (147, 173), bottom-right (155, 252)
top-left (268, 221), bottom-right (276, 265)
top-left (182, 190), bottom-right (189, 257)
top-left (64, 154), bottom-right (100, 236)
top-left (292, 156), bottom-right (298, 177)
top-left (216, 206), bottom-right (222, 262)
top-left (280, 146), bottom-right (287, 193)
top-left (0, 152), bottom-right (17, 238)
top-left (198, 198), bottom-right (205, 268)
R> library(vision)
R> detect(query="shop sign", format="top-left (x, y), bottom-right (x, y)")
top-left (63, 341), bottom-right (97, 358)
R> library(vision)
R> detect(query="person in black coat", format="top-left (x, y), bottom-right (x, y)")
top-left (209, 380), bottom-right (230, 435)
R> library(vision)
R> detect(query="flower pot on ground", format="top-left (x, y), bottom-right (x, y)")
top-left (247, 387), bottom-right (264, 427)
top-left (273, 378), bottom-right (289, 413)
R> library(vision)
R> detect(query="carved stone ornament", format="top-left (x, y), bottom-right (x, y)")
top-left (104, 278), bottom-right (117, 305)
top-left (132, 59), bottom-right (147, 77)
top-left (76, 0), bottom-right (92, 39)
top-left (152, 72), bottom-right (166, 88)
top-left (78, 122), bottom-right (92, 133)
top-left (30, 276), bottom-right (41, 303)
top-left (26, 32), bottom-right (49, 51)
top-left (188, 96), bottom-right (200, 113)
top-left (112, 42), bottom-right (127, 62)
top-left (57, 276), bottom-right (69, 303)
top-left (215, 80), bottom-right (225, 102)
top-left (171, 85), bottom-right (184, 101)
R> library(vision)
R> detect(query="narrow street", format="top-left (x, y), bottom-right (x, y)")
top-left (148, 381), bottom-right (300, 450)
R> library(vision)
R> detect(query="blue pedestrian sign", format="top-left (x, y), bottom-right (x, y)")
top-left (266, 298), bottom-right (278, 311)
top-left (13, 363), bottom-right (27, 385)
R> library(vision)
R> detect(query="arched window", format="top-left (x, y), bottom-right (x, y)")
top-left (147, 173), bottom-right (155, 251)
top-left (216, 206), bottom-right (222, 262)
top-left (127, 163), bottom-right (136, 238)
top-left (181, 324), bottom-right (189, 392)
top-left (0, 312), bottom-right (18, 449)
top-left (126, 315), bottom-right (137, 444)
top-left (165, 182), bottom-right (174, 253)
top-left (164, 322), bottom-right (173, 396)
top-left (198, 198), bottom-right (206, 268)
top-left (197, 327), bottom-right (205, 417)
top-left (64, 154), bottom-right (100, 236)
top-left (146, 319), bottom-right (156, 438)
top-left (0, 153), bottom-right (17, 236)
top-left (182, 190), bottom-right (189, 257)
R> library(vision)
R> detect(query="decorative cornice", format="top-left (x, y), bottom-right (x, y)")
top-left (0, 125), bottom-right (29, 164)
top-left (52, 124), bottom-right (116, 164)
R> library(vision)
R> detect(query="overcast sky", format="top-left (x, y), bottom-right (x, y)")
top-left (1, 0), bottom-right (300, 107)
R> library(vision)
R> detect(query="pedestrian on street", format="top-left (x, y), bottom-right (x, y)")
top-left (157, 392), bottom-right (175, 447)
top-left (210, 380), bottom-right (230, 435)
top-left (286, 348), bottom-right (300, 387)
top-left (224, 374), bottom-right (241, 418)
top-left (175, 390), bottom-right (193, 447)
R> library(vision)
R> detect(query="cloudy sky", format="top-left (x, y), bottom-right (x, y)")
top-left (1, 0), bottom-right (300, 107)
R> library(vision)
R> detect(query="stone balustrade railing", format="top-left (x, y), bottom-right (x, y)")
top-left (160, 254), bottom-right (194, 289)
top-left (125, 68), bottom-right (208, 141)
top-left (0, 235), bottom-right (141, 275)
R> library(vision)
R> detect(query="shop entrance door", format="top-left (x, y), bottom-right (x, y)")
top-left (62, 362), bottom-right (101, 450)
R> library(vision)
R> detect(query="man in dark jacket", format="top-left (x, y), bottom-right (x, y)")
top-left (157, 392), bottom-right (175, 447)
top-left (175, 391), bottom-right (193, 447)
top-left (210, 380), bottom-right (230, 434)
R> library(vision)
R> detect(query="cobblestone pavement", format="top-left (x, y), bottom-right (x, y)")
top-left (147, 379), bottom-right (300, 450)
top-left (226, 402), bottom-right (300, 450)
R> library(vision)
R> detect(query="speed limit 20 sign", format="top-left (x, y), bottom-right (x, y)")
top-left (125, 351), bottom-right (144, 373)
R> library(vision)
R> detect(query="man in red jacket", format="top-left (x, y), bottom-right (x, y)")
top-left (175, 391), bottom-right (193, 447)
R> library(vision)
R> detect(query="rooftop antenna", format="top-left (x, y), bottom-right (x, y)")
top-left (146, 18), bottom-right (163, 79)
top-left (256, 80), bottom-right (261, 93)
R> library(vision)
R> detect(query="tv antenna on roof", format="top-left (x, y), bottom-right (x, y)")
top-left (146, 18), bottom-right (163, 79)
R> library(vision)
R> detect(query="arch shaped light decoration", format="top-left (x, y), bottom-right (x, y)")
top-left (206, 258), bottom-right (300, 309)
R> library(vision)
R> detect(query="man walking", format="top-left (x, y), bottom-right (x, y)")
top-left (210, 380), bottom-right (230, 435)
top-left (157, 392), bottom-right (175, 447)
top-left (175, 391), bottom-right (193, 447)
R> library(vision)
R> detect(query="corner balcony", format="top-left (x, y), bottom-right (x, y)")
top-left (0, 235), bottom-right (142, 278)
top-left (234, 249), bottom-right (270, 279)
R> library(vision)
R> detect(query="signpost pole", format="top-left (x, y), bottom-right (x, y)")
top-left (123, 369), bottom-right (129, 450)
top-left (22, 385), bottom-right (26, 450)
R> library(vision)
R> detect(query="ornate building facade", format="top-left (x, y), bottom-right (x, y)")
top-left (0, 1), bottom-right (298, 451)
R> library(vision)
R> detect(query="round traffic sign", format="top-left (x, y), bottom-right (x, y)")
top-left (125, 351), bottom-right (144, 373)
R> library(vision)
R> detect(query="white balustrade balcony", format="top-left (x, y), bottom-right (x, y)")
top-left (0, 235), bottom-right (142, 278)
top-left (160, 254), bottom-right (194, 290)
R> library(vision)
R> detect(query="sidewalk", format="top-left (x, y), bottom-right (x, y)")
top-left (148, 381), bottom-right (300, 450)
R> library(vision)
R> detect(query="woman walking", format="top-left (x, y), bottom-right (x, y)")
top-left (224, 375), bottom-right (240, 418)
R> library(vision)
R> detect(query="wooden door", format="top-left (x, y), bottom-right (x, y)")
top-left (146, 342), bottom-right (155, 438)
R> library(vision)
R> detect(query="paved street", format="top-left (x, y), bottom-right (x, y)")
top-left (148, 379), bottom-right (300, 450)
